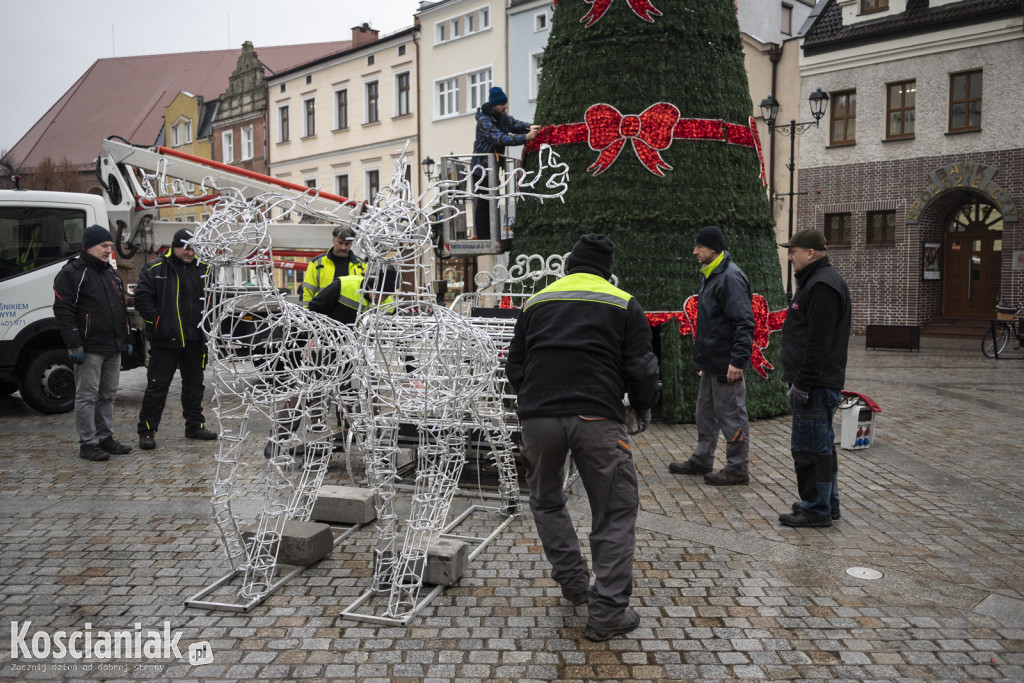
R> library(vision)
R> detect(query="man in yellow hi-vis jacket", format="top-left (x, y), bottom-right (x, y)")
top-left (506, 234), bottom-right (660, 642)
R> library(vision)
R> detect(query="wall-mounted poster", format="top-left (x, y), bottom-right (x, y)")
top-left (923, 242), bottom-right (941, 280)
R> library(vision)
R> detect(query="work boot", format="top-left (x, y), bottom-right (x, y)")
top-left (668, 460), bottom-right (712, 475)
top-left (79, 443), bottom-right (110, 462)
top-left (703, 469), bottom-right (749, 486)
top-left (98, 436), bottom-right (132, 455)
top-left (779, 510), bottom-right (831, 528)
top-left (185, 427), bottom-right (218, 440)
top-left (792, 501), bottom-right (840, 520)
top-left (584, 608), bottom-right (640, 641)
top-left (561, 582), bottom-right (591, 606)
top-left (139, 433), bottom-right (156, 450)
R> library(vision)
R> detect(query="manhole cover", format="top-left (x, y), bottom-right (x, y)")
top-left (846, 566), bottom-right (883, 580)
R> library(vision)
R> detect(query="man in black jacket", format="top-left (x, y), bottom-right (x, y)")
top-left (777, 229), bottom-right (851, 528)
top-left (507, 234), bottom-right (660, 642)
top-left (53, 224), bottom-right (134, 461)
top-left (669, 226), bottom-right (755, 486)
top-left (135, 229), bottom-right (217, 450)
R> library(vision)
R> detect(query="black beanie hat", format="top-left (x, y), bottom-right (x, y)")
top-left (172, 228), bottom-right (194, 249)
top-left (82, 224), bottom-right (114, 250)
top-left (694, 225), bottom-right (724, 253)
top-left (364, 267), bottom-right (398, 294)
top-left (566, 234), bottom-right (614, 279)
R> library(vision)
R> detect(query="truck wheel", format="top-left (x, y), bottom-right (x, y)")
top-left (18, 348), bottom-right (76, 414)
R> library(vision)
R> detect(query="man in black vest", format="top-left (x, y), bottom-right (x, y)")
top-left (777, 228), bottom-right (851, 528)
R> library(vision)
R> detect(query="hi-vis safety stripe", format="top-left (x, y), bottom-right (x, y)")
top-left (523, 290), bottom-right (629, 310)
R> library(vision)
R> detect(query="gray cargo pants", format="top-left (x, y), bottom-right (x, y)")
top-left (692, 371), bottom-right (749, 475)
top-left (519, 415), bottom-right (638, 628)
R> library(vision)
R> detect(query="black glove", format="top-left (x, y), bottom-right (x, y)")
top-left (68, 347), bottom-right (85, 364)
top-left (787, 384), bottom-right (809, 406)
top-left (628, 408), bottom-right (651, 435)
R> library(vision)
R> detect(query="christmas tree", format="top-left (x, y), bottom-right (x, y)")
top-left (512, 0), bottom-right (789, 422)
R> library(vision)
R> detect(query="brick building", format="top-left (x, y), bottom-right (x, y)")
top-left (797, 0), bottom-right (1022, 334)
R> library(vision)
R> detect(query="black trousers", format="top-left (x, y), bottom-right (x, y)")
top-left (137, 341), bottom-right (207, 434)
top-left (472, 167), bottom-right (492, 241)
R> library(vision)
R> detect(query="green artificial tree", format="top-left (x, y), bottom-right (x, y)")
top-left (512, 0), bottom-right (789, 422)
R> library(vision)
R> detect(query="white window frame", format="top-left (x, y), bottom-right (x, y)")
top-left (304, 177), bottom-right (317, 189)
top-left (365, 79), bottom-right (380, 124)
top-left (468, 68), bottom-right (493, 111)
top-left (365, 168), bottom-right (381, 200)
top-left (241, 126), bottom-right (254, 160)
top-left (278, 104), bottom-right (290, 143)
top-left (334, 173), bottom-right (349, 198)
top-left (436, 77), bottom-right (459, 118)
top-left (395, 71), bottom-right (411, 117)
top-left (171, 117), bottom-right (193, 146)
top-left (436, 22), bottom-right (447, 43)
top-left (530, 53), bottom-right (544, 101)
top-left (303, 97), bottom-right (316, 138)
top-left (334, 88), bottom-right (349, 130)
top-left (534, 12), bottom-right (548, 31)
top-left (222, 130), bottom-right (234, 163)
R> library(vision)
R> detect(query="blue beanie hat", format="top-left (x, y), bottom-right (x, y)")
top-left (488, 86), bottom-right (508, 106)
top-left (82, 224), bottom-right (114, 250)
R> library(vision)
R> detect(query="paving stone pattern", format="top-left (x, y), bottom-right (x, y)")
top-left (1, 338), bottom-right (1022, 681)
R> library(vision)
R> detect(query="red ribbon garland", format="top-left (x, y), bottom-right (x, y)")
top-left (525, 104), bottom-right (766, 183)
top-left (646, 294), bottom-right (787, 378)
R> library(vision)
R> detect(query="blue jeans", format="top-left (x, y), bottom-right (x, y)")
top-left (75, 351), bottom-right (121, 445)
top-left (790, 386), bottom-right (841, 520)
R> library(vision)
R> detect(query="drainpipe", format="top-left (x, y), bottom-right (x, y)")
top-left (767, 44), bottom-right (783, 211)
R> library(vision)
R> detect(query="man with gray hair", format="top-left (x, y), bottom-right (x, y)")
top-left (300, 225), bottom-right (366, 305)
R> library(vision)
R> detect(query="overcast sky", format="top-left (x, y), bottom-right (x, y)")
top-left (1, 0), bottom-right (422, 152)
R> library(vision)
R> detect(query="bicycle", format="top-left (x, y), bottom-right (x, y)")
top-left (982, 301), bottom-right (1024, 358)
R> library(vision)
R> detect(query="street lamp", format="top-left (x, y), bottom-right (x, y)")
top-left (760, 87), bottom-right (829, 301)
top-left (421, 155), bottom-right (436, 182)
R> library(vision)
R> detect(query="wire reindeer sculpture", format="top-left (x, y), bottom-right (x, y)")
top-left (132, 142), bottom-right (567, 613)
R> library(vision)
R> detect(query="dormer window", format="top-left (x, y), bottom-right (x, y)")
top-left (171, 118), bottom-right (193, 146)
top-left (861, 0), bottom-right (888, 13)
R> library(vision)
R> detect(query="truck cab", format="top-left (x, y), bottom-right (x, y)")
top-left (0, 190), bottom-right (111, 413)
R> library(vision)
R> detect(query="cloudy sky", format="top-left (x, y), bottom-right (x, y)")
top-left (1, 0), bottom-right (422, 152)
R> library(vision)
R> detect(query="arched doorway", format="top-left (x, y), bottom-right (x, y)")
top-left (942, 199), bottom-right (1003, 318)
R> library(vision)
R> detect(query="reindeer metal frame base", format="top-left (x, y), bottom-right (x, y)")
top-left (338, 504), bottom-right (518, 626)
top-left (184, 522), bottom-right (363, 612)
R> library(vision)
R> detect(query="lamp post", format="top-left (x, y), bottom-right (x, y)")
top-left (759, 87), bottom-right (829, 301)
top-left (421, 155), bottom-right (436, 183)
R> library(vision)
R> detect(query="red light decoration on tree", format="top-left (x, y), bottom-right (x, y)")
top-left (525, 104), bottom-right (766, 182)
top-left (553, 0), bottom-right (662, 26)
top-left (645, 294), bottom-right (787, 378)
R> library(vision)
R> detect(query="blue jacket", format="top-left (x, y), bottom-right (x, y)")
top-left (473, 104), bottom-right (531, 167)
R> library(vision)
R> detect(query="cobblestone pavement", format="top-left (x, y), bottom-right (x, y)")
top-left (1, 337), bottom-right (1022, 681)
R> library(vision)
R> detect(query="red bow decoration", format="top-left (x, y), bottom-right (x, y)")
top-left (576, 0), bottom-right (663, 27)
top-left (585, 103), bottom-right (679, 177)
top-left (645, 294), bottom-right (787, 378)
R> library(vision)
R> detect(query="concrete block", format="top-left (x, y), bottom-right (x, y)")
top-left (423, 536), bottom-right (469, 586)
top-left (311, 485), bottom-right (377, 525)
top-left (240, 519), bottom-right (333, 566)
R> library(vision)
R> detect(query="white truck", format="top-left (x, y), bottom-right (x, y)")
top-left (0, 138), bottom-right (352, 413)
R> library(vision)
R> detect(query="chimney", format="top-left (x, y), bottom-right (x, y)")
top-left (351, 23), bottom-right (379, 47)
